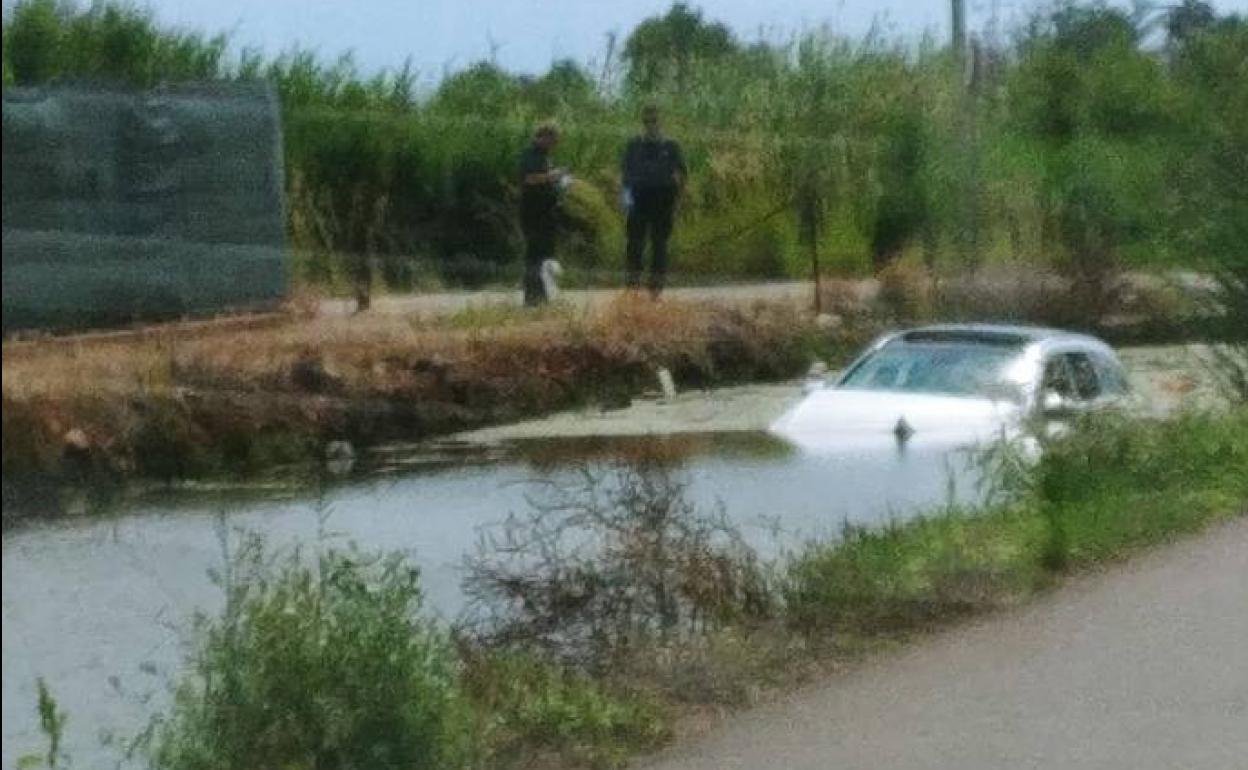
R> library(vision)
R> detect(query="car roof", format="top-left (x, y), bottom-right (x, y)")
top-left (886, 324), bottom-right (1104, 348)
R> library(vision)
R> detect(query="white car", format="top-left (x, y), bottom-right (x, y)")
top-left (770, 324), bottom-right (1132, 452)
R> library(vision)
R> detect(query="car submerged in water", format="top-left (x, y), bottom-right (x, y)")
top-left (769, 324), bottom-right (1132, 453)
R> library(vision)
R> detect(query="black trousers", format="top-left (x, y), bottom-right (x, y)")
top-left (521, 211), bottom-right (556, 306)
top-left (626, 187), bottom-right (677, 294)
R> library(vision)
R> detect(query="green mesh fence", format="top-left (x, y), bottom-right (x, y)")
top-left (2, 82), bottom-right (286, 332)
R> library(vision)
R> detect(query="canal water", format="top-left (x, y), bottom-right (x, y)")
top-left (3, 430), bottom-right (989, 766)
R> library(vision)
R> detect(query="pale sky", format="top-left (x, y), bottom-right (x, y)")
top-left (8, 0), bottom-right (1248, 85)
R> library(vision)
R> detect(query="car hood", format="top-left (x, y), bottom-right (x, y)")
top-left (769, 387), bottom-right (1025, 452)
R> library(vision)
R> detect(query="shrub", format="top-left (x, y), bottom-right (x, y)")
top-left (138, 534), bottom-right (475, 770)
top-left (1031, 409), bottom-right (1248, 567)
top-left (463, 459), bottom-right (773, 670)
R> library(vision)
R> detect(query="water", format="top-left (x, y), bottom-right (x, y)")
top-left (2, 431), bottom-right (988, 767)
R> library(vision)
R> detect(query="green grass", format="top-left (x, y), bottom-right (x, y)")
top-left (461, 652), bottom-right (668, 769)
top-left (785, 505), bottom-right (1052, 633)
top-left (116, 532), bottom-right (670, 770)
top-left (786, 409), bottom-right (1248, 634)
top-left (1033, 411), bottom-right (1248, 567)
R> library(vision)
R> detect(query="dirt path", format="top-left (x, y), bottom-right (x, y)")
top-left (318, 271), bottom-right (1216, 318)
top-left (645, 515), bottom-right (1248, 770)
top-left (319, 281), bottom-right (823, 317)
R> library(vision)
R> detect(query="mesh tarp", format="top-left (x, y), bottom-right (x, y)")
top-left (2, 82), bottom-right (286, 332)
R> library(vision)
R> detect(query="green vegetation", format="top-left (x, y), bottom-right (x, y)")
top-left (4, 1), bottom-right (1246, 290)
top-left (15, 679), bottom-right (69, 770)
top-left (136, 537), bottom-right (476, 770)
top-left (1027, 411), bottom-right (1248, 566)
top-left (25, 410), bottom-right (1247, 768)
top-left (126, 533), bottom-right (665, 770)
top-left (786, 409), bottom-right (1248, 633)
top-left (459, 651), bottom-right (667, 768)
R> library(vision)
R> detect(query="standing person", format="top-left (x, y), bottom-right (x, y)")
top-left (621, 104), bottom-right (686, 297)
top-left (518, 122), bottom-right (566, 307)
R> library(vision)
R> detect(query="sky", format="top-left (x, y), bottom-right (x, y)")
top-left (7, 0), bottom-right (1248, 84)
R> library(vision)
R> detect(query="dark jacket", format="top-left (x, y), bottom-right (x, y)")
top-left (621, 136), bottom-right (686, 192)
top-left (519, 142), bottom-right (557, 221)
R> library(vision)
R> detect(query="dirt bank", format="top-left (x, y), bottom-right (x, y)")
top-left (2, 296), bottom-right (850, 514)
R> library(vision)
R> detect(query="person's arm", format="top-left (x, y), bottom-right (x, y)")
top-left (520, 148), bottom-right (562, 186)
top-left (524, 169), bottom-right (562, 186)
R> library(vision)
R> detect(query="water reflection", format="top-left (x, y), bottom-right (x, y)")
top-left (3, 430), bottom-right (986, 767)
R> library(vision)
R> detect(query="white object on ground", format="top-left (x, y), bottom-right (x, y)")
top-left (540, 259), bottom-right (564, 300)
top-left (324, 440), bottom-right (356, 475)
top-left (657, 367), bottom-right (677, 401)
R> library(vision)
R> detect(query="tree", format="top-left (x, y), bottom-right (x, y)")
top-left (622, 3), bottom-right (737, 95)
top-left (1167, 0), bottom-right (1217, 49)
top-left (1007, 3), bottom-right (1173, 310)
top-left (5, 0), bottom-right (66, 86)
top-left (431, 61), bottom-right (520, 117)
top-left (523, 59), bottom-right (599, 115)
top-left (1167, 16), bottom-right (1248, 398)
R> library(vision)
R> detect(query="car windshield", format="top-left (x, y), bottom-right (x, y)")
top-left (839, 341), bottom-right (1027, 402)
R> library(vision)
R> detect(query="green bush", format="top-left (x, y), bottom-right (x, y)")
top-left (1033, 410), bottom-right (1248, 566)
top-left (140, 536), bottom-right (475, 770)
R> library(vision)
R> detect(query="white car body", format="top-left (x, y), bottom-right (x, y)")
top-left (770, 324), bottom-right (1131, 453)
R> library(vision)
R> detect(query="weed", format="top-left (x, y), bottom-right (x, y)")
top-left (135, 535), bottom-right (476, 770)
top-left (463, 459), bottom-right (773, 670)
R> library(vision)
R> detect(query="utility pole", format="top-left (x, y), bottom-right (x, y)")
top-left (952, 0), bottom-right (980, 270)
top-left (952, 0), bottom-right (968, 66)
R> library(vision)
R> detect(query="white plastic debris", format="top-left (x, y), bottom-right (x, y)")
top-left (657, 367), bottom-right (677, 401)
top-left (540, 259), bottom-right (563, 301)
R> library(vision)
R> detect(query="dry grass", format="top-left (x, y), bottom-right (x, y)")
top-left (2, 296), bottom-right (834, 494)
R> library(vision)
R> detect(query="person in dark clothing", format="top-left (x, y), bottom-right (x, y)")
top-left (621, 105), bottom-right (686, 297)
top-left (518, 122), bottom-right (566, 306)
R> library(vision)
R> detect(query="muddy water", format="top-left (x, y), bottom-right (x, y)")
top-left (2, 430), bottom-right (987, 766)
top-left (2, 342), bottom-right (1216, 766)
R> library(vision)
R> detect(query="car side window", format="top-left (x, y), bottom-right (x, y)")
top-left (1042, 356), bottom-right (1075, 399)
top-left (1043, 353), bottom-right (1103, 402)
top-left (1066, 353), bottom-right (1101, 401)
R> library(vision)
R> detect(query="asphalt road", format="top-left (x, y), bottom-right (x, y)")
top-left (645, 515), bottom-right (1248, 770)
